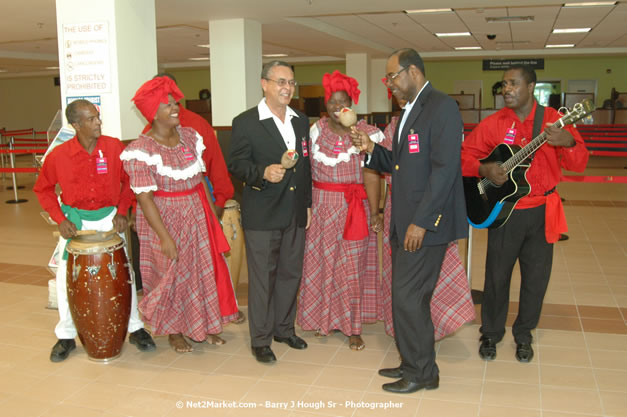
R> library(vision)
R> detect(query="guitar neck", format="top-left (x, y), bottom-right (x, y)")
top-left (501, 132), bottom-right (548, 173)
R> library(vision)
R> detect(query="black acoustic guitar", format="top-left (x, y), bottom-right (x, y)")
top-left (464, 99), bottom-right (595, 229)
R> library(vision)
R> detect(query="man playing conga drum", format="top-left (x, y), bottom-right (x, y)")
top-left (34, 99), bottom-right (156, 362)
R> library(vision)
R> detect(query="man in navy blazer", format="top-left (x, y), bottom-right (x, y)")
top-left (228, 61), bottom-right (312, 364)
top-left (351, 49), bottom-right (467, 393)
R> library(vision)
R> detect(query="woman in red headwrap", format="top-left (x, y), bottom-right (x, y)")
top-left (364, 83), bottom-right (475, 341)
top-left (121, 76), bottom-right (238, 353)
top-left (296, 70), bottom-right (384, 351)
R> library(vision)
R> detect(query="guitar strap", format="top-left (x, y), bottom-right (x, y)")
top-left (527, 103), bottom-right (545, 162)
top-left (532, 103), bottom-right (545, 140)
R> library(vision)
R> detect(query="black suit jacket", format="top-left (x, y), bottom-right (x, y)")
top-left (228, 106), bottom-right (312, 230)
top-left (367, 83), bottom-right (468, 246)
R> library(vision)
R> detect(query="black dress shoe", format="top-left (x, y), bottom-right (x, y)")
top-left (129, 329), bottom-right (156, 352)
top-left (252, 346), bottom-right (276, 363)
top-left (378, 366), bottom-right (403, 379)
top-left (479, 336), bottom-right (497, 360)
top-left (50, 339), bottom-right (76, 363)
top-left (382, 376), bottom-right (439, 394)
top-left (515, 343), bottom-right (534, 363)
top-left (273, 335), bottom-right (308, 350)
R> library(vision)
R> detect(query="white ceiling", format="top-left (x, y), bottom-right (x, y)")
top-left (0, 0), bottom-right (625, 77)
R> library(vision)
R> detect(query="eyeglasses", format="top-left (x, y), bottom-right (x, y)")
top-left (264, 78), bottom-right (298, 87)
top-left (385, 66), bottom-right (408, 82)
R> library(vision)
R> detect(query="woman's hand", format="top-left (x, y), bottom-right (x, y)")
top-left (160, 236), bottom-right (178, 260)
top-left (370, 214), bottom-right (383, 233)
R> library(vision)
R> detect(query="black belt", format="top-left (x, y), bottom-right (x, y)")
top-left (543, 186), bottom-right (556, 196)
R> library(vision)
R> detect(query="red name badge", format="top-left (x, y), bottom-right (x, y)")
top-left (504, 128), bottom-right (516, 144)
top-left (96, 157), bottom-right (108, 174)
top-left (182, 146), bottom-right (195, 161)
top-left (408, 134), bottom-right (420, 154)
top-left (301, 138), bottom-right (309, 157)
top-left (333, 138), bottom-right (344, 154)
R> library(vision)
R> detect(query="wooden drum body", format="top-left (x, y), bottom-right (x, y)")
top-left (66, 233), bottom-right (131, 362)
top-left (222, 199), bottom-right (246, 290)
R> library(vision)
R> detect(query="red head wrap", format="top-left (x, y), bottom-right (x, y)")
top-left (131, 76), bottom-right (184, 121)
top-left (381, 77), bottom-right (393, 100)
top-left (323, 70), bottom-right (360, 105)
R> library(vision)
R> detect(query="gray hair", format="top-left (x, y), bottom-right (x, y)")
top-left (261, 60), bottom-right (291, 79)
top-left (65, 99), bottom-right (93, 124)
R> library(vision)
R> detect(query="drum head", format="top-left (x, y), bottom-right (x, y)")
top-left (67, 232), bottom-right (123, 253)
top-left (224, 199), bottom-right (240, 210)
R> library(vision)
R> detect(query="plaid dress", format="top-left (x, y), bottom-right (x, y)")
top-left (378, 118), bottom-right (475, 339)
top-left (297, 118), bottom-right (384, 336)
top-left (121, 127), bottom-right (237, 341)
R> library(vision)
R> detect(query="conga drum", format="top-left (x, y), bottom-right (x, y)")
top-left (66, 232), bottom-right (132, 362)
top-left (222, 199), bottom-right (246, 291)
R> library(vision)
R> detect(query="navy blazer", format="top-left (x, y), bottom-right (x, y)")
top-left (228, 106), bottom-right (312, 230)
top-left (367, 83), bottom-right (468, 246)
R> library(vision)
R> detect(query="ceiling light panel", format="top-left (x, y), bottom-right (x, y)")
top-left (407, 10), bottom-right (467, 33)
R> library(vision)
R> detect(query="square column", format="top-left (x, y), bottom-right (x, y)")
top-left (56, 0), bottom-right (158, 140)
top-left (209, 19), bottom-right (262, 126)
top-left (346, 53), bottom-right (370, 115)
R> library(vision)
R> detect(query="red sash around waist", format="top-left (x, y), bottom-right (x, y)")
top-left (313, 180), bottom-right (369, 241)
top-left (153, 182), bottom-right (237, 317)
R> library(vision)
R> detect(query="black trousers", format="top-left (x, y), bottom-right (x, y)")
top-left (244, 215), bottom-right (305, 347)
top-left (481, 205), bottom-right (553, 344)
top-left (391, 236), bottom-right (447, 383)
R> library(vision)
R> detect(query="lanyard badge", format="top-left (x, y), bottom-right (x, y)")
top-left (96, 150), bottom-right (108, 174)
top-left (333, 137), bottom-right (344, 154)
top-left (503, 122), bottom-right (516, 144)
top-left (301, 137), bottom-right (309, 157)
top-left (408, 133), bottom-right (420, 154)
top-left (182, 146), bottom-right (195, 161)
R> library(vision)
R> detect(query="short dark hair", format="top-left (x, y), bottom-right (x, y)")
top-left (261, 60), bottom-right (291, 79)
top-left (506, 64), bottom-right (536, 85)
top-left (153, 72), bottom-right (178, 84)
top-left (391, 48), bottom-right (425, 77)
top-left (65, 99), bottom-right (93, 124)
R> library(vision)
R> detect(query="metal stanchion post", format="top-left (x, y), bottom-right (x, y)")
top-left (6, 137), bottom-right (28, 204)
top-left (6, 137), bottom-right (25, 191)
top-left (0, 133), bottom-right (6, 182)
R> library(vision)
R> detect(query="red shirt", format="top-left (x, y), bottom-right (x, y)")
top-left (33, 135), bottom-right (133, 225)
top-left (143, 106), bottom-right (234, 207)
top-left (461, 102), bottom-right (589, 208)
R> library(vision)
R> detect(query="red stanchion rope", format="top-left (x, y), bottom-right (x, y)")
top-left (0, 167), bottom-right (39, 173)
top-left (0, 148), bottom-right (46, 154)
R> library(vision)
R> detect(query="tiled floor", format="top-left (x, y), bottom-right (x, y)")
top-left (0, 156), bottom-right (625, 417)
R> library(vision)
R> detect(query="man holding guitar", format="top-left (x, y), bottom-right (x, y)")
top-left (461, 65), bottom-right (588, 363)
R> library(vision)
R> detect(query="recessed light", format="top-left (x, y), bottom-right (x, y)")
top-left (188, 57), bottom-right (209, 61)
top-left (564, 1), bottom-right (616, 6)
top-left (552, 28), bottom-right (591, 33)
top-left (435, 32), bottom-right (471, 37)
top-left (455, 46), bottom-right (482, 50)
top-left (486, 16), bottom-right (534, 23)
top-left (546, 44), bottom-right (575, 48)
top-left (405, 8), bottom-right (452, 14)
top-left (263, 54), bottom-right (288, 57)
top-left (196, 44), bottom-right (210, 48)
top-left (45, 66), bottom-right (59, 70)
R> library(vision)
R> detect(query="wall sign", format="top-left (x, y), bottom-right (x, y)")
top-left (62, 22), bottom-right (111, 94)
top-left (483, 59), bottom-right (545, 71)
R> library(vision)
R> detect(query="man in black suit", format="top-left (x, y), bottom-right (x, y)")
top-left (228, 61), bottom-right (312, 363)
top-left (351, 49), bottom-right (467, 393)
